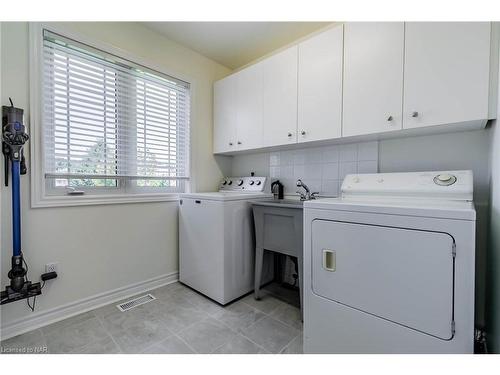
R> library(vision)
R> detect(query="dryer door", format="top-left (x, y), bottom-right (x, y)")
top-left (311, 220), bottom-right (455, 340)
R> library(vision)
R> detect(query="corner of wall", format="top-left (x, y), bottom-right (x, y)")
top-left (487, 118), bottom-right (500, 352)
top-left (486, 22), bottom-right (500, 352)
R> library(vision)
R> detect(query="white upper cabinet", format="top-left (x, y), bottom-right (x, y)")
top-left (298, 25), bottom-right (343, 143)
top-left (262, 46), bottom-right (298, 147)
top-left (213, 75), bottom-right (237, 154)
top-left (235, 62), bottom-right (264, 151)
top-left (403, 22), bottom-right (492, 129)
top-left (342, 22), bottom-right (405, 137)
top-left (213, 22), bottom-right (496, 154)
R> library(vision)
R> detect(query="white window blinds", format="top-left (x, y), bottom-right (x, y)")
top-left (42, 30), bottom-right (190, 192)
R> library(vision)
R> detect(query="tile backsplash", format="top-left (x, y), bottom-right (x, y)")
top-left (269, 141), bottom-right (378, 197)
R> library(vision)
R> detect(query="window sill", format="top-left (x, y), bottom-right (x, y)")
top-left (31, 193), bottom-right (181, 208)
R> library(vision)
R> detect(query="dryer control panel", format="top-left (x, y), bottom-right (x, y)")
top-left (341, 170), bottom-right (473, 201)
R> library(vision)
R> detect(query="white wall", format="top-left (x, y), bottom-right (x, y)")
top-left (233, 141), bottom-right (378, 197)
top-left (0, 22), bottom-right (231, 337)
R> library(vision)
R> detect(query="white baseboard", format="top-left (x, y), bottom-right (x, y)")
top-left (0, 271), bottom-right (178, 341)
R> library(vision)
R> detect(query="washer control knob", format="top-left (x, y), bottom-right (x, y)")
top-left (249, 180), bottom-right (255, 185)
top-left (237, 179), bottom-right (244, 186)
top-left (222, 180), bottom-right (228, 185)
top-left (228, 180), bottom-right (233, 185)
top-left (256, 180), bottom-right (262, 186)
top-left (433, 174), bottom-right (457, 186)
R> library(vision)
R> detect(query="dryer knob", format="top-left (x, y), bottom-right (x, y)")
top-left (437, 174), bottom-right (452, 182)
top-left (249, 180), bottom-right (255, 185)
top-left (433, 174), bottom-right (457, 186)
top-left (237, 179), bottom-right (244, 186)
top-left (256, 181), bottom-right (262, 186)
top-left (228, 180), bottom-right (233, 185)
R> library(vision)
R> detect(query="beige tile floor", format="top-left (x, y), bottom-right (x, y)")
top-left (0, 282), bottom-right (303, 354)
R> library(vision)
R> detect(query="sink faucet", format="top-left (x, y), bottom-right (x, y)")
top-left (296, 179), bottom-right (319, 201)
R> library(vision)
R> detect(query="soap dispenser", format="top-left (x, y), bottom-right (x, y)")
top-left (271, 180), bottom-right (284, 200)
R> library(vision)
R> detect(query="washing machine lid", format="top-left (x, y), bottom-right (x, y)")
top-left (304, 170), bottom-right (475, 220)
top-left (181, 192), bottom-right (273, 201)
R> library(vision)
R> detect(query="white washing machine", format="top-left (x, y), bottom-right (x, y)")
top-left (303, 171), bottom-right (476, 353)
top-left (179, 176), bottom-right (272, 305)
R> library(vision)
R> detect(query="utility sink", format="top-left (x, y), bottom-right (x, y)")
top-left (252, 198), bottom-right (305, 318)
top-left (251, 200), bottom-right (304, 255)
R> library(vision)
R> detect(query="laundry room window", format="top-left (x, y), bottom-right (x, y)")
top-left (33, 27), bottom-right (191, 206)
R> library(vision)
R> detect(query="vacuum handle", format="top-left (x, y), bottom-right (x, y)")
top-left (4, 154), bottom-right (8, 187)
top-left (20, 151), bottom-right (27, 175)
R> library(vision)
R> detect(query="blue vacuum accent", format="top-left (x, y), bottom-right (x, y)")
top-left (12, 159), bottom-right (21, 257)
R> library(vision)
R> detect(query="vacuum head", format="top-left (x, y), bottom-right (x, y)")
top-left (1, 281), bottom-right (41, 305)
top-left (0, 255), bottom-right (44, 306)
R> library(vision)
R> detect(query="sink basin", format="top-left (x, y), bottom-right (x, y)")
top-left (268, 199), bottom-right (304, 206)
top-left (252, 199), bottom-right (304, 208)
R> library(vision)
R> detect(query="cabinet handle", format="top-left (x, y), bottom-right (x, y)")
top-left (237, 141), bottom-right (242, 145)
top-left (229, 142), bottom-right (233, 146)
top-left (287, 132), bottom-right (293, 137)
top-left (411, 111), bottom-right (419, 118)
top-left (301, 130), bottom-right (306, 136)
top-left (387, 115), bottom-right (393, 122)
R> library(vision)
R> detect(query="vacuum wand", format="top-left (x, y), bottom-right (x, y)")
top-left (1, 99), bottom-right (42, 305)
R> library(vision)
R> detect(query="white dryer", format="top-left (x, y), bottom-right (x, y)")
top-left (303, 171), bottom-right (476, 353)
top-left (179, 177), bottom-right (272, 305)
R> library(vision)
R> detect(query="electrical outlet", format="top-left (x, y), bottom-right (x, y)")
top-left (45, 262), bottom-right (58, 273)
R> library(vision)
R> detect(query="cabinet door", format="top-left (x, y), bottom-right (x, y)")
top-left (262, 46), bottom-right (298, 147)
top-left (343, 22), bottom-right (404, 137)
top-left (298, 26), bottom-right (343, 143)
top-left (235, 63), bottom-right (264, 151)
top-left (403, 22), bottom-right (491, 129)
top-left (213, 75), bottom-right (237, 153)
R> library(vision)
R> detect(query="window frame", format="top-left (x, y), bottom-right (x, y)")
top-left (30, 23), bottom-right (194, 208)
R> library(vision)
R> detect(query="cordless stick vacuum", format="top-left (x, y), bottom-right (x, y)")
top-left (1, 99), bottom-right (42, 305)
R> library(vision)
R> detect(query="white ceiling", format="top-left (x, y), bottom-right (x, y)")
top-left (142, 22), bottom-right (332, 69)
